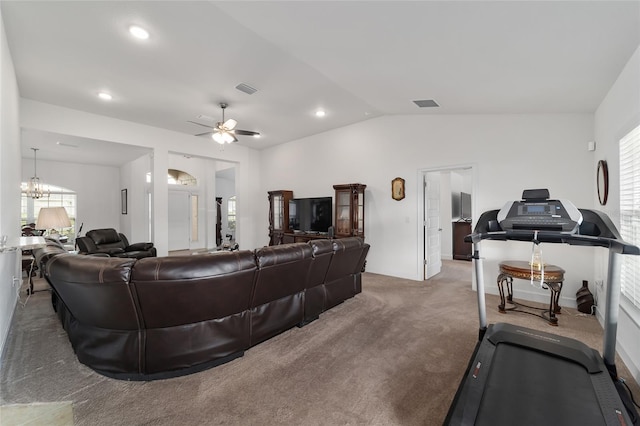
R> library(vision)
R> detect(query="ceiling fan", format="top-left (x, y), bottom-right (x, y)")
top-left (188, 103), bottom-right (260, 144)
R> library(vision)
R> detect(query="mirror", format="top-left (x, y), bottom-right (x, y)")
top-left (597, 160), bottom-right (609, 206)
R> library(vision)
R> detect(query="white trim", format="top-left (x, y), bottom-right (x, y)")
top-left (416, 163), bottom-right (478, 281)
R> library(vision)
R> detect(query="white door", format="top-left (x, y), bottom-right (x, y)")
top-left (168, 191), bottom-right (190, 251)
top-left (424, 172), bottom-right (442, 279)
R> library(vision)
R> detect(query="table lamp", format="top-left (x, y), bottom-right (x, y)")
top-left (36, 207), bottom-right (71, 238)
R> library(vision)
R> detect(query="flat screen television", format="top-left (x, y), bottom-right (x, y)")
top-left (289, 197), bottom-right (333, 233)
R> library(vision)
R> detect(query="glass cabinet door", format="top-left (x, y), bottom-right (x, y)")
top-left (268, 190), bottom-right (293, 245)
top-left (336, 190), bottom-right (351, 235)
top-left (356, 193), bottom-right (364, 236)
top-left (333, 184), bottom-right (366, 239)
top-left (273, 194), bottom-right (283, 230)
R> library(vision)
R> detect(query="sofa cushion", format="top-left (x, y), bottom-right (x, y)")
top-left (87, 228), bottom-right (122, 245)
top-left (131, 251), bottom-right (257, 328)
top-left (47, 254), bottom-right (139, 330)
top-left (253, 243), bottom-right (313, 306)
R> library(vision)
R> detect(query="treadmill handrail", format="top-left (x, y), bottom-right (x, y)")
top-left (465, 230), bottom-right (640, 254)
top-left (464, 208), bottom-right (640, 255)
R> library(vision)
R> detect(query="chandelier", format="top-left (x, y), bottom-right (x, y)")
top-left (26, 148), bottom-right (49, 199)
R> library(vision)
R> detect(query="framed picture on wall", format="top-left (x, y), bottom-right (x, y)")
top-left (392, 177), bottom-right (405, 201)
top-left (121, 189), bottom-right (128, 215)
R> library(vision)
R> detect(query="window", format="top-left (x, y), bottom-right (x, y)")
top-left (228, 196), bottom-right (237, 232)
top-left (146, 170), bottom-right (197, 186)
top-left (21, 183), bottom-right (77, 238)
top-left (191, 195), bottom-right (198, 242)
top-left (168, 169), bottom-right (197, 186)
top-left (619, 124), bottom-right (640, 311)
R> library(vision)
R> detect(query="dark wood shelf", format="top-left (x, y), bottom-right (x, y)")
top-left (453, 221), bottom-right (472, 261)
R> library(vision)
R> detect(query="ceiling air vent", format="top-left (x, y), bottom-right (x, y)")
top-left (235, 83), bottom-right (258, 95)
top-left (413, 99), bottom-right (439, 108)
top-left (196, 114), bottom-right (215, 122)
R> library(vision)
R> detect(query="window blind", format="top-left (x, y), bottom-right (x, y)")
top-left (619, 124), bottom-right (640, 310)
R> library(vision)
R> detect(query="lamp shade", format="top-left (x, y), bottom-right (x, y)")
top-left (36, 207), bottom-right (71, 230)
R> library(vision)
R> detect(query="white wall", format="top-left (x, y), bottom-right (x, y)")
top-left (0, 9), bottom-right (23, 357)
top-left (19, 100), bottom-right (261, 256)
top-left (120, 154), bottom-right (152, 243)
top-left (594, 45), bottom-right (640, 383)
top-left (259, 113), bottom-right (595, 307)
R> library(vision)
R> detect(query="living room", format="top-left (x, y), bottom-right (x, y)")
top-left (1, 1), bottom-right (640, 423)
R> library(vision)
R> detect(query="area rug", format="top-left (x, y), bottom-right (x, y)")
top-left (0, 401), bottom-right (73, 426)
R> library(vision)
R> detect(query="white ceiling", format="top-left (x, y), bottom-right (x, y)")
top-left (3, 1), bottom-right (639, 165)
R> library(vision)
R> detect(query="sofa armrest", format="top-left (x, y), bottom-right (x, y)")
top-left (96, 248), bottom-right (126, 256)
top-left (125, 242), bottom-right (154, 252)
top-left (76, 236), bottom-right (97, 254)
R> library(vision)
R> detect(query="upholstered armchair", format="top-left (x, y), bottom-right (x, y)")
top-left (76, 228), bottom-right (156, 259)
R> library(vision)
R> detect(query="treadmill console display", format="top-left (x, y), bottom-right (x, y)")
top-left (497, 199), bottom-right (582, 233)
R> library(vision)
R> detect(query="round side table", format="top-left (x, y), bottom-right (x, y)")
top-left (497, 260), bottom-right (565, 326)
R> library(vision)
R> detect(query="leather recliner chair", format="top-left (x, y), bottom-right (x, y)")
top-left (76, 228), bottom-right (156, 259)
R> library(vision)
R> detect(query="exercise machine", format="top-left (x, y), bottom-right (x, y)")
top-left (444, 190), bottom-right (639, 425)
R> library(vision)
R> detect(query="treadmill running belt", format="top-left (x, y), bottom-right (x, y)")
top-left (445, 323), bottom-right (632, 425)
top-left (475, 344), bottom-right (603, 426)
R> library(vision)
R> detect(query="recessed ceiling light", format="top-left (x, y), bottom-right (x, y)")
top-left (315, 110), bottom-right (326, 118)
top-left (253, 134), bottom-right (261, 138)
top-left (129, 25), bottom-right (149, 40)
top-left (98, 92), bottom-right (112, 101)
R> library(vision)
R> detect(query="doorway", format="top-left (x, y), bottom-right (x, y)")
top-left (420, 165), bottom-right (475, 280)
top-left (168, 190), bottom-right (192, 251)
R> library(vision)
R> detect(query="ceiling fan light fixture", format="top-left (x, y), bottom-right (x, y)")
top-left (212, 132), bottom-right (225, 144)
top-left (212, 131), bottom-right (235, 145)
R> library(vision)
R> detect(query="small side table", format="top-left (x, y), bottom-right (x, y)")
top-left (497, 260), bottom-right (565, 326)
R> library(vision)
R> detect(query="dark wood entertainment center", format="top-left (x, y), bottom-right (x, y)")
top-left (268, 184), bottom-right (366, 245)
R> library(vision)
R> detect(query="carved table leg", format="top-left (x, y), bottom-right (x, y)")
top-left (497, 273), bottom-right (509, 313)
top-left (553, 282), bottom-right (563, 314)
top-left (544, 282), bottom-right (561, 326)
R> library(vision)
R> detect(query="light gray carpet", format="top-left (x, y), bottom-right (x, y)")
top-left (1, 261), bottom-right (638, 425)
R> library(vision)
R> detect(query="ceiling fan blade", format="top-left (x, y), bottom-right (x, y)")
top-left (223, 118), bottom-right (237, 130)
top-left (195, 131), bottom-right (213, 137)
top-left (234, 129), bottom-right (260, 136)
top-left (187, 120), bottom-right (215, 129)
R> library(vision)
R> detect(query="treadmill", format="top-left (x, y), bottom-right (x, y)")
top-left (444, 190), bottom-right (640, 425)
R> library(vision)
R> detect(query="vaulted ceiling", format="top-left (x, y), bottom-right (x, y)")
top-left (3, 1), bottom-right (639, 164)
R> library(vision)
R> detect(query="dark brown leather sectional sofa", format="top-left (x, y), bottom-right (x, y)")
top-left (37, 237), bottom-right (369, 381)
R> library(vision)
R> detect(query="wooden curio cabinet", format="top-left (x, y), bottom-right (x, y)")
top-left (333, 183), bottom-right (366, 239)
top-left (268, 190), bottom-right (293, 245)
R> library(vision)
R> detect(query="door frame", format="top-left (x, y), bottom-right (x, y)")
top-left (417, 163), bottom-right (477, 280)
